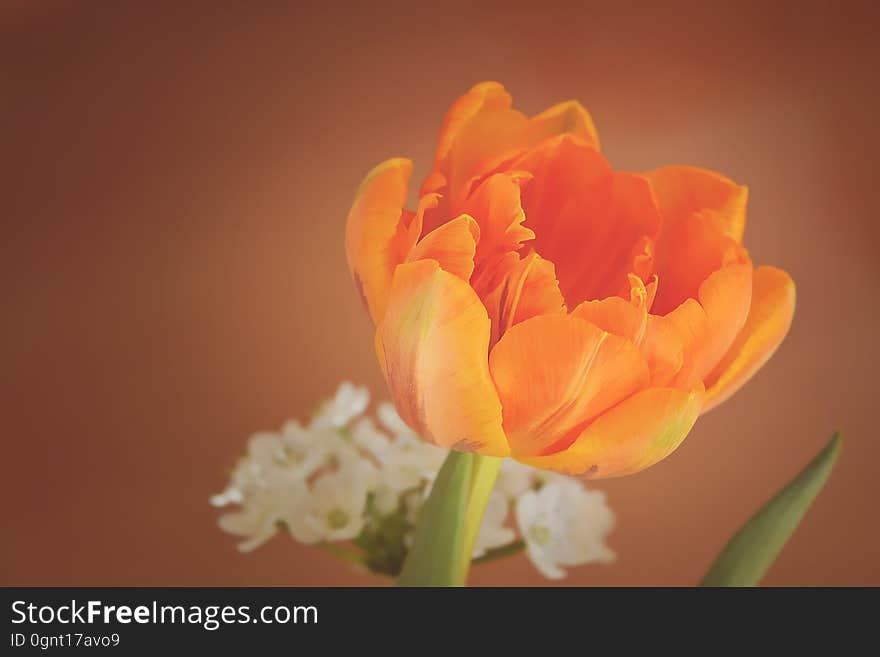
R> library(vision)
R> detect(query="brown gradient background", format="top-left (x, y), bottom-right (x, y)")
top-left (3, 1), bottom-right (878, 586)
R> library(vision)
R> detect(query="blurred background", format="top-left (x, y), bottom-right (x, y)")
top-left (3, 0), bottom-right (877, 586)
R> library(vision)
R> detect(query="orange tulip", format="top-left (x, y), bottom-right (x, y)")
top-left (345, 82), bottom-right (795, 478)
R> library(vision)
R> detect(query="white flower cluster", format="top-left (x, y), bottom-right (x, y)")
top-left (212, 382), bottom-right (616, 580)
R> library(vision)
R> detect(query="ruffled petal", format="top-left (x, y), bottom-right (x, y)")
top-left (525, 100), bottom-right (600, 151)
top-left (401, 192), bottom-right (440, 249)
top-left (572, 274), bottom-right (650, 344)
top-left (573, 275), bottom-right (687, 386)
top-left (488, 314), bottom-right (649, 457)
top-left (460, 171), bottom-right (535, 284)
top-left (482, 252), bottom-right (566, 345)
top-left (421, 85), bottom-right (605, 216)
top-left (344, 158), bottom-right (414, 325)
top-left (376, 259), bottom-right (509, 456)
top-left (574, 296), bottom-right (643, 341)
top-left (664, 263), bottom-right (754, 389)
top-left (517, 386), bottom-right (704, 479)
top-left (648, 166), bottom-right (748, 242)
top-left (640, 314), bottom-right (687, 387)
top-left (702, 266), bottom-right (796, 412)
top-left (647, 166), bottom-right (749, 315)
top-left (421, 82), bottom-right (528, 206)
top-left (406, 214), bottom-right (480, 282)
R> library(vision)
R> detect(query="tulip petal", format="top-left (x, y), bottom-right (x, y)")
top-left (489, 314), bottom-right (649, 457)
top-left (515, 136), bottom-right (662, 306)
top-left (482, 252), bottom-right (566, 345)
top-left (648, 166), bottom-right (749, 315)
top-left (574, 296), bottom-right (643, 341)
top-left (664, 263), bottom-right (753, 389)
top-left (702, 266), bottom-right (796, 412)
top-left (406, 214), bottom-right (480, 282)
top-left (640, 314), bottom-right (687, 386)
top-left (376, 259), bottom-right (509, 456)
top-left (572, 274), bottom-right (650, 344)
top-left (460, 171), bottom-right (535, 284)
top-left (402, 192), bottom-right (440, 248)
top-left (422, 85), bottom-right (605, 214)
top-left (429, 83), bottom-right (514, 178)
top-left (344, 158), bottom-right (414, 325)
top-left (572, 273), bottom-right (687, 387)
top-left (517, 386), bottom-right (704, 478)
top-left (648, 166), bottom-right (748, 243)
top-left (526, 100), bottom-right (600, 151)
top-left (421, 82), bottom-right (529, 206)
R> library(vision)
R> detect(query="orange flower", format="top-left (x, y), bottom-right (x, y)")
top-left (345, 82), bottom-right (795, 478)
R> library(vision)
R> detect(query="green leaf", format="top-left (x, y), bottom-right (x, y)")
top-left (397, 450), bottom-right (474, 586)
top-left (700, 432), bottom-right (842, 587)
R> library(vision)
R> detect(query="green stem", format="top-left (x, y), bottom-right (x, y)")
top-left (457, 453), bottom-right (502, 583)
top-left (396, 451), bottom-right (502, 586)
top-left (472, 539), bottom-right (526, 565)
